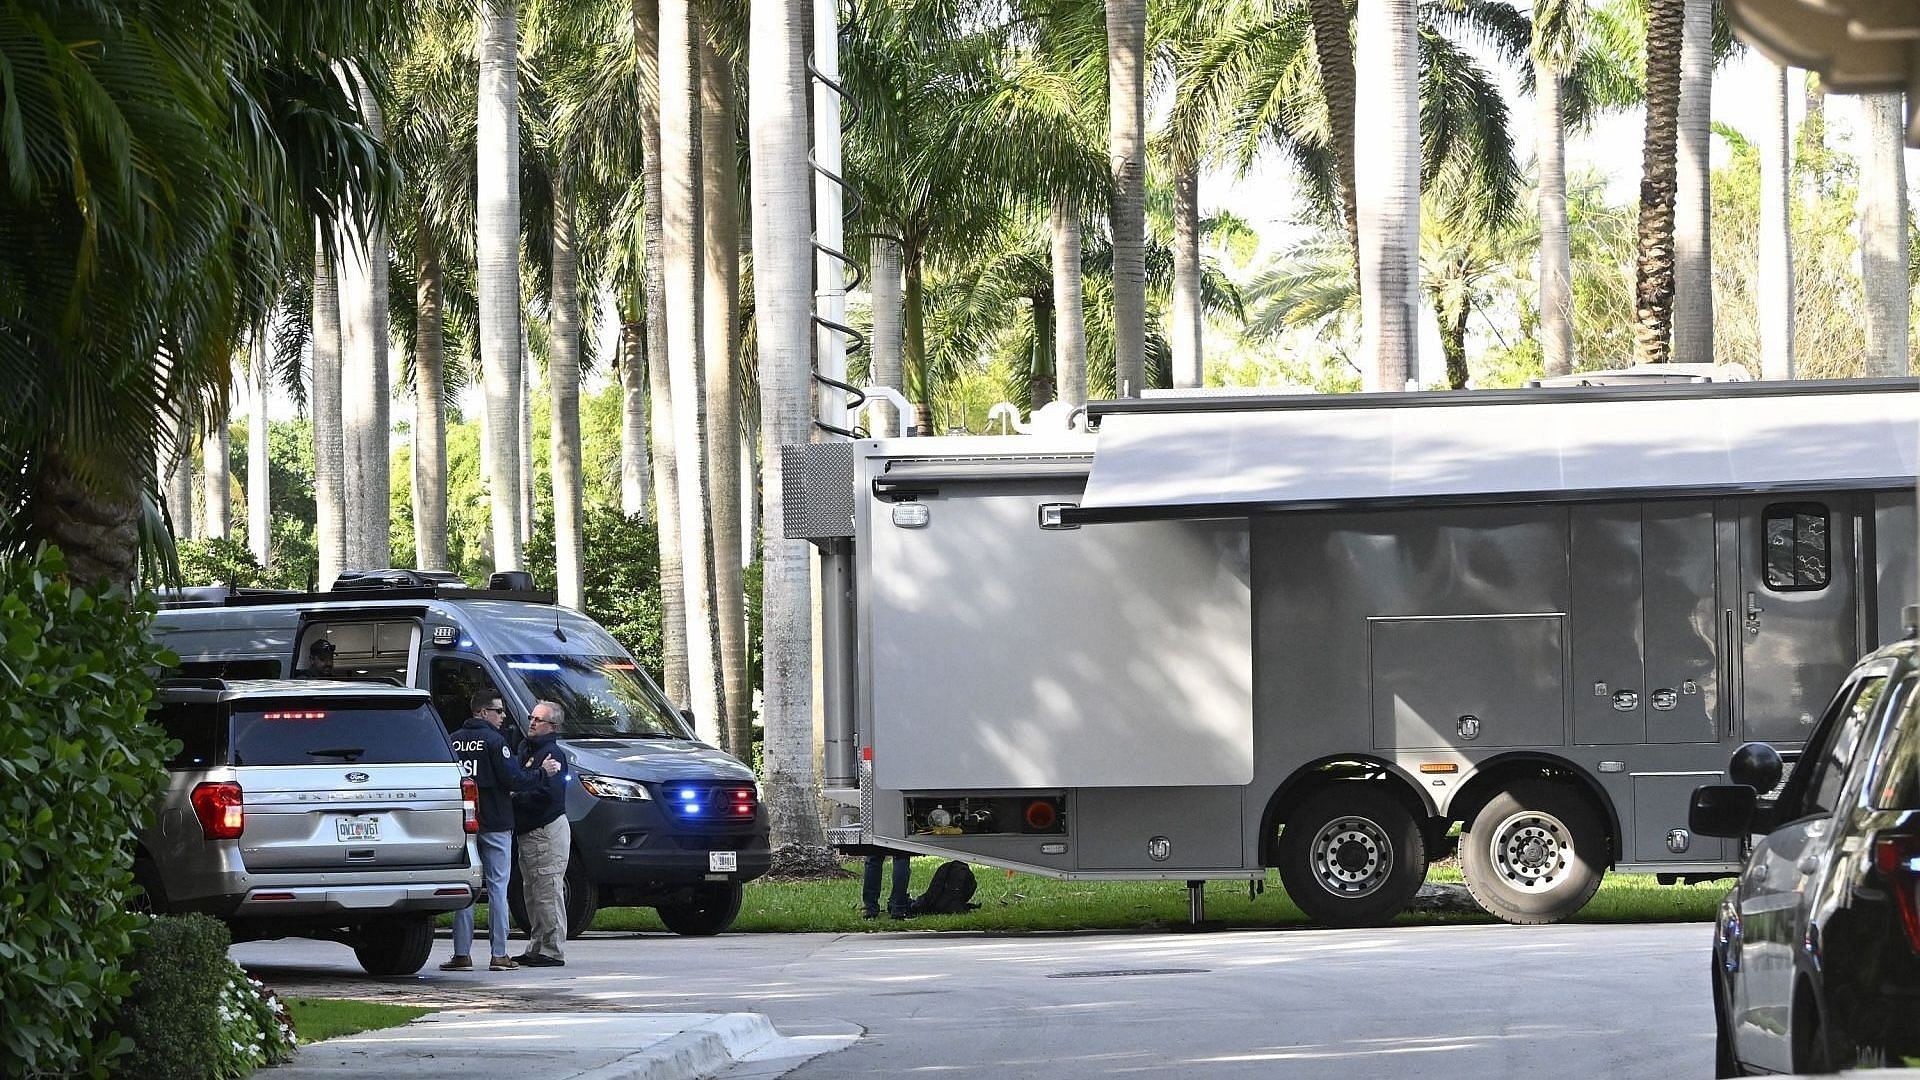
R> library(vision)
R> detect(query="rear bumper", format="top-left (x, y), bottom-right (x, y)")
top-left (232, 881), bottom-right (477, 917)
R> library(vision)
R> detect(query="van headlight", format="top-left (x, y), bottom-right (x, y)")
top-left (577, 773), bottom-right (651, 801)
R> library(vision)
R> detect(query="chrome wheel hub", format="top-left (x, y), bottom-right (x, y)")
top-left (1490, 810), bottom-right (1571, 890)
top-left (1310, 815), bottom-right (1394, 898)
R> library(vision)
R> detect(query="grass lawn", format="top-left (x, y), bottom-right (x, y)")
top-left (573, 859), bottom-right (1728, 935)
top-left (284, 998), bottom-right (435, 1044)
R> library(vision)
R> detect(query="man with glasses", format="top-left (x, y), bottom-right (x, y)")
top-left (512, 700), bottom-right (573, 966)
top-left (442, 691), bottom-right (559, 972)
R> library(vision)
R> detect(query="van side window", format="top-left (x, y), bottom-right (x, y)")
top-left (1762, 503), bottom-right (1830, 591)
top-left (298, 621), bottom-right (416, 684)
top-left (151, 702), bottom-right (224, 769)
top-left (429, 656), bottom-right (504, 735)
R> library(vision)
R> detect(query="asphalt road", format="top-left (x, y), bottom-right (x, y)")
top-left (235, 921), bottom-right (1715, 1078)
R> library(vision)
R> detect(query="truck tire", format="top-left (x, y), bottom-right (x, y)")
top-left (1460, 780), bottom-right (1605, 925)
top-left (353, 913), bottom-right (435, 977)
top-left (509, 856), bottom-right (599, 939)
top-left (656, 883), bottom-right (743, 936)
top-left (1277, 785), bottom-right (1427, 928)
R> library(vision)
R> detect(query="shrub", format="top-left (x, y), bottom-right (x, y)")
top-left (0, 546), bottom-right (174, 1076)
top-left (108, 915), bottom-right (297, 1079)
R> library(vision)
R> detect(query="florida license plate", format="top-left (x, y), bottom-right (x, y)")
top-left (336, 817), bottom-right (381, 843)
top-left (708, 850), bottom-right (737, 873)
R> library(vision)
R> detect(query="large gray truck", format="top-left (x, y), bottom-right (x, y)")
top-left (787, 378), bottom-right (1920, 926)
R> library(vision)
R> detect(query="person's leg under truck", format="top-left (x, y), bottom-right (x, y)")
top-left (521, 815), bottom-right (570, 960)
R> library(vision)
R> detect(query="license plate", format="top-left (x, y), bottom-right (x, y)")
top-left (708, 850), bottom-right (737, 873)
top-left (336, 817), bottom-right (381, 843)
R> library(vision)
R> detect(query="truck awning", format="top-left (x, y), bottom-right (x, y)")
top-left (1069, 381), bottom-right (1920, 524)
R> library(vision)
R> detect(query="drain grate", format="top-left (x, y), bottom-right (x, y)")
top-left (1045, 968), bottom-right (1208, 979)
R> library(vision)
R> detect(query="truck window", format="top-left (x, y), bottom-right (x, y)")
top-left (429, 656), bottom-right (506, 735)
top-left (500, 654), bottom-right (691, 739)
top-left (229, 701), bottom-right (453, 766)
top-left (1762, 503), bottom-right (1830, 591)
top-left (152, 702), bottom-right (225, 769)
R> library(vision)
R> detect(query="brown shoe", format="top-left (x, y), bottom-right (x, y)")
top-left (439, 955), bottom-right (473, 971)
top-left (488, 955), bottom-right (519, 971)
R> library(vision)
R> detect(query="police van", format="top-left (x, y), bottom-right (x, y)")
top-left (154, 569), bottom-right (770, 936)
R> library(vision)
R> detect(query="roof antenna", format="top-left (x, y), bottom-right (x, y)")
top-left (553, 603), bottom-right (567, 643)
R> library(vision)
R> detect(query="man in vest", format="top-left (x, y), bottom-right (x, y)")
top-left (512, 699), bottom-right (572, 966)
top-left (442, 690), bottom-right (559, 972)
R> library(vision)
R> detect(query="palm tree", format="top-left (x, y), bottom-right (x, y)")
top-left (1052, 197), bottom-right (1090, 405)
top-left (1633, 0), bottom-right (1683, 364)
top-left (1108, 0), bottom-right (1149, 397)
top-left (660, 0), bottom-right (723, 746)
top-left (618, 312), bottom-right (652, 518)
top-left (339, 77), bottom-right (393, 571)
top-left (247, 328), bottom-right (273, 566)
top-left (1757, 62), bottom-right (1793, 379)
top-left (748, 0), bottom-right (828, 844)
top-left (1670, 0), bottom-right (1713, 362)
top-left (478, 0), bottom-right (526, 571)
top-left (1356, 0), bottom-right (1421, 391)
top-left (1859, 92), bottom-right (1910, 378)
top-left (204, 408), bottom-right (232, 540)
top-left (164, 417), bottom-right (196, 543)
top-left (701, 35), bottom-right (752, 758)
top-left (870, 237), bottom-right (907, 429)
top-left (313, 241), bottom-right (348, 588)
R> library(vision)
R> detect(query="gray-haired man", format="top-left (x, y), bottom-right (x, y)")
top-left (513, 699), bottom-right (573, 966)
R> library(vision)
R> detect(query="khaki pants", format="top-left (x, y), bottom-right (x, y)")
top-left (517, 815), bottom-right (571, 960)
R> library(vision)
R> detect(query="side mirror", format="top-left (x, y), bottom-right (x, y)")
top-left (1690, 784), bottom-right (1759, 838)
top-left (679, 707), bottom-right (696, 729)
top-left (1728, 742), bottom-right (1784, 793)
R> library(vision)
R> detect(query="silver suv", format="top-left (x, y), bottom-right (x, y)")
top-left (135, 679), bottom-right (480, 976)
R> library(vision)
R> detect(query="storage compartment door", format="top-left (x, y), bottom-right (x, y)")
top-left (1371, 615), bottom-right (1566, 749)
top-left (1631, 772), bottom-right (1729, 862)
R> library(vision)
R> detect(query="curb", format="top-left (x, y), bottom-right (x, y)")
top-left (571, 1014), bottom-right (780, 1080)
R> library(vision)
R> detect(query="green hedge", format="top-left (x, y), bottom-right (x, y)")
top-left (0, 546), bottom-right (174, 1075)
top-left (107, 914), bottom-right (297, 1079)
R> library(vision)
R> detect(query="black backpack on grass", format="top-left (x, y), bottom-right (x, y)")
top-left (911, 860), bottom-right (979, 915)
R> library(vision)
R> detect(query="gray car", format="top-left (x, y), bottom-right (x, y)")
top-left (136, 679), bottom-right (480, 976)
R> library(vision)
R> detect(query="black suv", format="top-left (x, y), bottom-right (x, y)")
top-left (1692, 639), bottom-right (1920, 1075)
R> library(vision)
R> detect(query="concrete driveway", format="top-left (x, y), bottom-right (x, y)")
top-left (236, 921), bottom-right (1715, 1078)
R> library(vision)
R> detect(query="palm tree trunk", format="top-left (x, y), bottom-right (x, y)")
top-left (1670, 0), bottom-right (1713, 364)
top-left (1031, 293), bottom-right (1056, 407)
top-left (1534, 58), bottom-right (1574, 378)
top-left (550, 177), bottom-right (586, 610)
top-left (747, 0), bottom-right (826, 846)
top-left (905, 255), bottom-right (931, 433)
top-left (247, 328), bottom-right (271, 567)
top-left (700, 35), bottom-right (750, 760)
top-left (636, 0), bottom-right (689, 701)
top-left (313, 240), bottom-right (347, 588)
top-left (203, 408), bottom-right (230, 540)
top-left (1633, 0), bottom-right (1684, 366)
top-left (1758, 63), bottom-right (1794, 380)
top-left (1859, 92), bottom-right (1911, 378)
top-left (1170, 163), bottom-right (1203, 388)
top-left (29, 455), bottom-right (140, 586)
top-left (341, 79), bottom-right (391, 571)
top-left (519, 344), bottom-right (534, 547)
top-left (619, 309), bottom-right (651, 519)
top-left (1356, 0), bottom-right (1420, 392)
top-left (413, 213), bottom-right (450, 570)
top-left (662, 0), bottom-right (722, 746)
top-left (1051, 193), bottom-right (1087, 407)
top-left (869, 236), bottom-right (904, 435)
top-left (1438, 289), bottom-right (1470, 390)
top-left (1106, 0), bottom-right (1147, 398)
top-left (1307, 0), bottom-right (1361, 269)
top-left (479, 0), bottom-right (525, 571)
top-left (161, 411), bottom-right (193, 541)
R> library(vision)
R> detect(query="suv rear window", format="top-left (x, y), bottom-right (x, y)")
top-left (229, 701), bottom-right (454, 767)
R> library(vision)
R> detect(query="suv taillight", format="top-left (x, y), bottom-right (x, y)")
top-left (1871, 831), bottom-right (1920, 953)
top-left (461, 778), bottom-right (479, 834)
top-left (190, 781), bottom-right (244, 840)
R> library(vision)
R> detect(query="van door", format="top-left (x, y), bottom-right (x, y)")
top-left (1731, 497), bottom-right (1859, 746)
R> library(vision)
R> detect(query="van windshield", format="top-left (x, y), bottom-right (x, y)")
top-left (501, 655), bottom-right (692, 740)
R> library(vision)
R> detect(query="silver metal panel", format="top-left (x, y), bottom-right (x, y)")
top-left (1570, 505), bottom-right (1645, 745)
top-left (781, 442), bottom-right (855, 539)
top-left (1735, 495), bottom-right (1858, 744)
top-left (1643, 502), bottom-right (1720, 744)
top-left (1630, 772), bottom-right (1730, 862)
top-left (1076, 787), bottom-right (1244, 870)
top-left (1370, 615), bottom-right (1567, 750)
top-left (1875, 491), bottom-right (1917, 646)
top-left (865, 479), bottom-right (1254, 790)
top-left (1080, 386), bottom-right (1919, 517)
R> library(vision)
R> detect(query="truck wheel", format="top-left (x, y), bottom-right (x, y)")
top-left (1460, 780), bottom-right (1605, 925)
top-left (353, 914), bottom-right (435, 977)
top-left (1277, 786), bottom-right (1427, 928)
top-left (656, 883), bottom-right (743, 936)
top-left (509, 857), bottom-right (598, 938)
